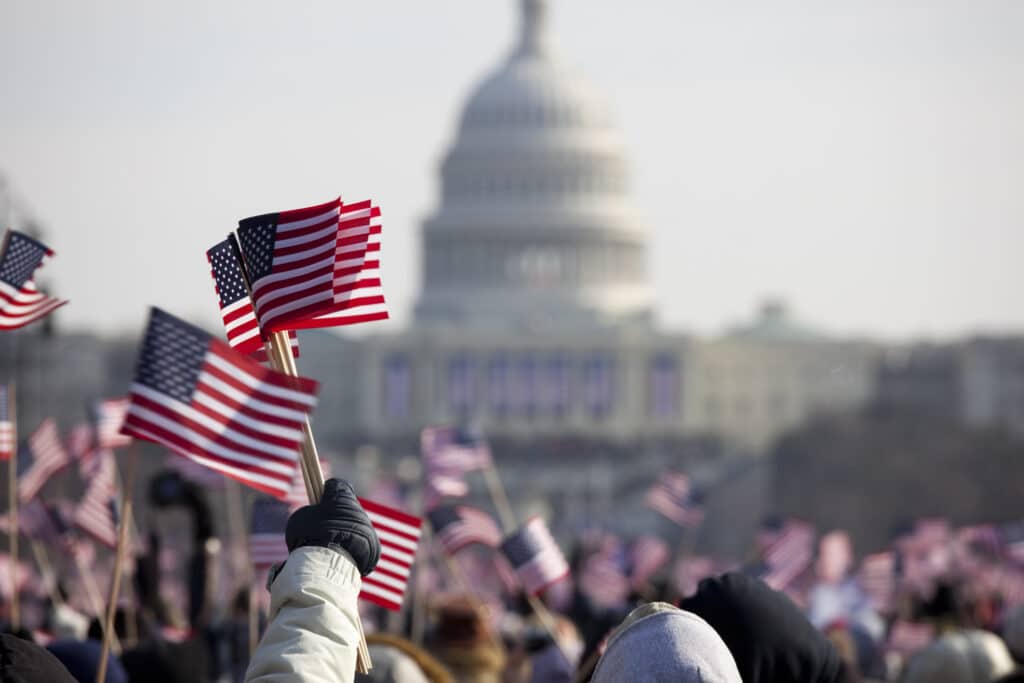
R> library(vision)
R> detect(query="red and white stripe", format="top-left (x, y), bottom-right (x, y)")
top-left (249, 199), bottom-right (388, 332)
top-left (0, 277), bottom-right (66, 330)
top-left (359, 498), bottom-right (422, 611)
top-left (434, 507), bottom-right (502, 555)
top-left (18, 418), bottom-right (70, 502)
top-left (248, 199), bottom-right (345, 331)
top-left (304, 200), bottom-right (389, 328)
top-left (97, 398), bottom-right (132, 449)
top-left (73, 451), bottom-right (119, 548)
top-left (213, 292), bottom-right (298, 363)
top-left (165, 453), bottom-right (227, 490)
top-left (122, 341), bottom-right (318, 499)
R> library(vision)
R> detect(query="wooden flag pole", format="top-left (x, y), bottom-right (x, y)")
top-left (230, 233), bottom-right (368, 671)
top-left (7, 382), bottom-right (18, 630)
top-left (96, 446), bottom-right (138, 683)
top-left (482, 464), bottom-right (517, 534)
top-left (29, 540), bottom-right (62, 607)
top-left (264, 333), bottom-right (371, 673)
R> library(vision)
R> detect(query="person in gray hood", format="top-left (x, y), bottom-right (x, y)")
top-left (591, 602), bottom-right (742, 683)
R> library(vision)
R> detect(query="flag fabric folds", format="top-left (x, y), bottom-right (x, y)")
top-left (421, 426), bottom-right (492, 503)
top-left (164, 452), bottom-right (226, 490)
top-left (73, 450), bottom-right (119, 548)
top-left (0, 230), bottom-right (67, 330)
top-left (645, 470), bottom-right (703, 527)
top-left (119, 307), bottom-right (317, 499)
top-left (236, 198), bottom-right (387, 334)
top-left (500, 517), bottom-right (569, 596)
top-left (17, 418), bottom-right (70, 502)
top-left (249, 498), bottom-right (290, 568)
top-left (359, 498), bottom-right (422, 611)
top-left (428, 505), bottom-right (502, 555)
top-left (95, 398), bottom-right (132, 450)
top-left (0, 385), bottom-right (13, 460)
top-left (206, 236), bottom-right (298, 362)
top-left (760, 519), bottom-right (816, 591)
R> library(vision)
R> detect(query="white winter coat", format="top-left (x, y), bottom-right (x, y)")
top-left (246, 546), bottom-right (363, 683)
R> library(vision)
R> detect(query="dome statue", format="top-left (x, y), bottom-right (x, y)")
top-left (415, 0), bottom-right (654, 332)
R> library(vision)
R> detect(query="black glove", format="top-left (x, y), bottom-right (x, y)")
top-left (285, 478), bottom-right (381, 577)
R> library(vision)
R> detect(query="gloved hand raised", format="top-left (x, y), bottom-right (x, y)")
top-left (285, 478), bottom-right (381, 577)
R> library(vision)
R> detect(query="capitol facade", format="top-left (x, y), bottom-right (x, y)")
top-left (305, 0), bottom-right (879, 455)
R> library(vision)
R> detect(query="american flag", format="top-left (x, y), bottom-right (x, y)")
top-left (17, 418), bottom-right (70, 502)
top-left (359, 498), bottom-right (422, 611)
top-left (500, 517), bottom-right (570, 596)
top-left (94, 398), bottom-right (132, 450)
top-left (858, 551), bottom-right (896, 612)
top-left (0, 230), bottom-right (67, 330)
top-left (73, 450), bottom-right (119, 548)
top-left (760, 519), bottom-right (816, 591)
top-left (422, 425), bottom-right (492, 469)
top-left (249, 498), bottom-right (290, 567)
top-left (206, 236), bottom-right (298, 363)
top-left (0, 385), bottom-right (13, 460)
top-left (236, 198), bottom-right (387, 334)
top-left (428, 505), bottom-right (502, 555)
top-left (645, 471), bottom-right (704, 527)
top-left (120, 308), bottom-right (317, 499)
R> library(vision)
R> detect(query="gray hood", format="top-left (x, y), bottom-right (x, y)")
top-left (592, 602), bottom-right (742, 683)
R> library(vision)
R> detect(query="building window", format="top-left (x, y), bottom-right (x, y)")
top-left (541, 355), bottom-right (572, 418)
top-left (583, 354), bottom-right (616, 419)
top-left (382, 355), bottom-right (411, 421)
top-left (447, 355), bottom-right (475, 417)
top-left (488, 355), bottom-right (511, 416)
top-left (648, 354), bottom-right (680, 419)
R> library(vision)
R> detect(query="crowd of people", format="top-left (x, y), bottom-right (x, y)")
top-left (1, 471), bottom-right (1024, 683)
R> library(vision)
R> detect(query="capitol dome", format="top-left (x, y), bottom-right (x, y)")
top-left (415, 0), bottom-right (654, 331)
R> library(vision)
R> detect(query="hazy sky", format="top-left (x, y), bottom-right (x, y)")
top-left (1, 1), bottom-right (1021, 340)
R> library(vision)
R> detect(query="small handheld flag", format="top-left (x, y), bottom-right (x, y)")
top-left (206, 236), bottom-right (298, 362)
top-left (428, 504), bottom-right (502, 555)
top-left (359, 498), bottom-right (422, 611)
top-left (17, 419), bottom-right (70, 502)
top-left (119, 307), bottom-right (318, 499)
top-left (0, 230), bottom-right (67, 330)
top-left (236, 198), bottom-right (387, 334)
top-left (500, 517), bottom-right (569, 596)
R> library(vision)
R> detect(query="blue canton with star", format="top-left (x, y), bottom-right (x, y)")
top-left (133, 308), bottom-right (210, 403)
top-left (237, 213), bottom-right (280, 283)
top-left (0, 232), bottom-right (50, 289)
top-left (207, 237), bottom-right (250, 307)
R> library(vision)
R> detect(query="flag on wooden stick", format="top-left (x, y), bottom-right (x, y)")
top-left (18, 419), bottom-right (70, 502)
top-left (206, 236), bottom-right (298, 362)
top-left (236, 198), bottom-right (387, 334)
top-left (73, 450), bottom-right (119, 548)
top-left (428, 504), bottom-right (502, 555)
top-left (500, 517), bottom-right (569, 596)
top-left (119, 307), bottom-right (317, 499)
top-left (94, 398), bottom-right (132, 450)
top-left (645, 471), bottom-right (703, 527)
top-left (359, 498), bottom-right (422, 611)
top-left (0, 230), bottom-right (67, 330)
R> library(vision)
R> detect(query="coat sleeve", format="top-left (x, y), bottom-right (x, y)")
top-left (245, 546), bottom-right (363, 683)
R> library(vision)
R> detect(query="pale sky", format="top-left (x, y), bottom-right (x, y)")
top-left (1, 0), bottom-right (1021, 340)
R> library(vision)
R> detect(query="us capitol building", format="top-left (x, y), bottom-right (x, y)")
top-left (306, 0), bottom-right (879, 455)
